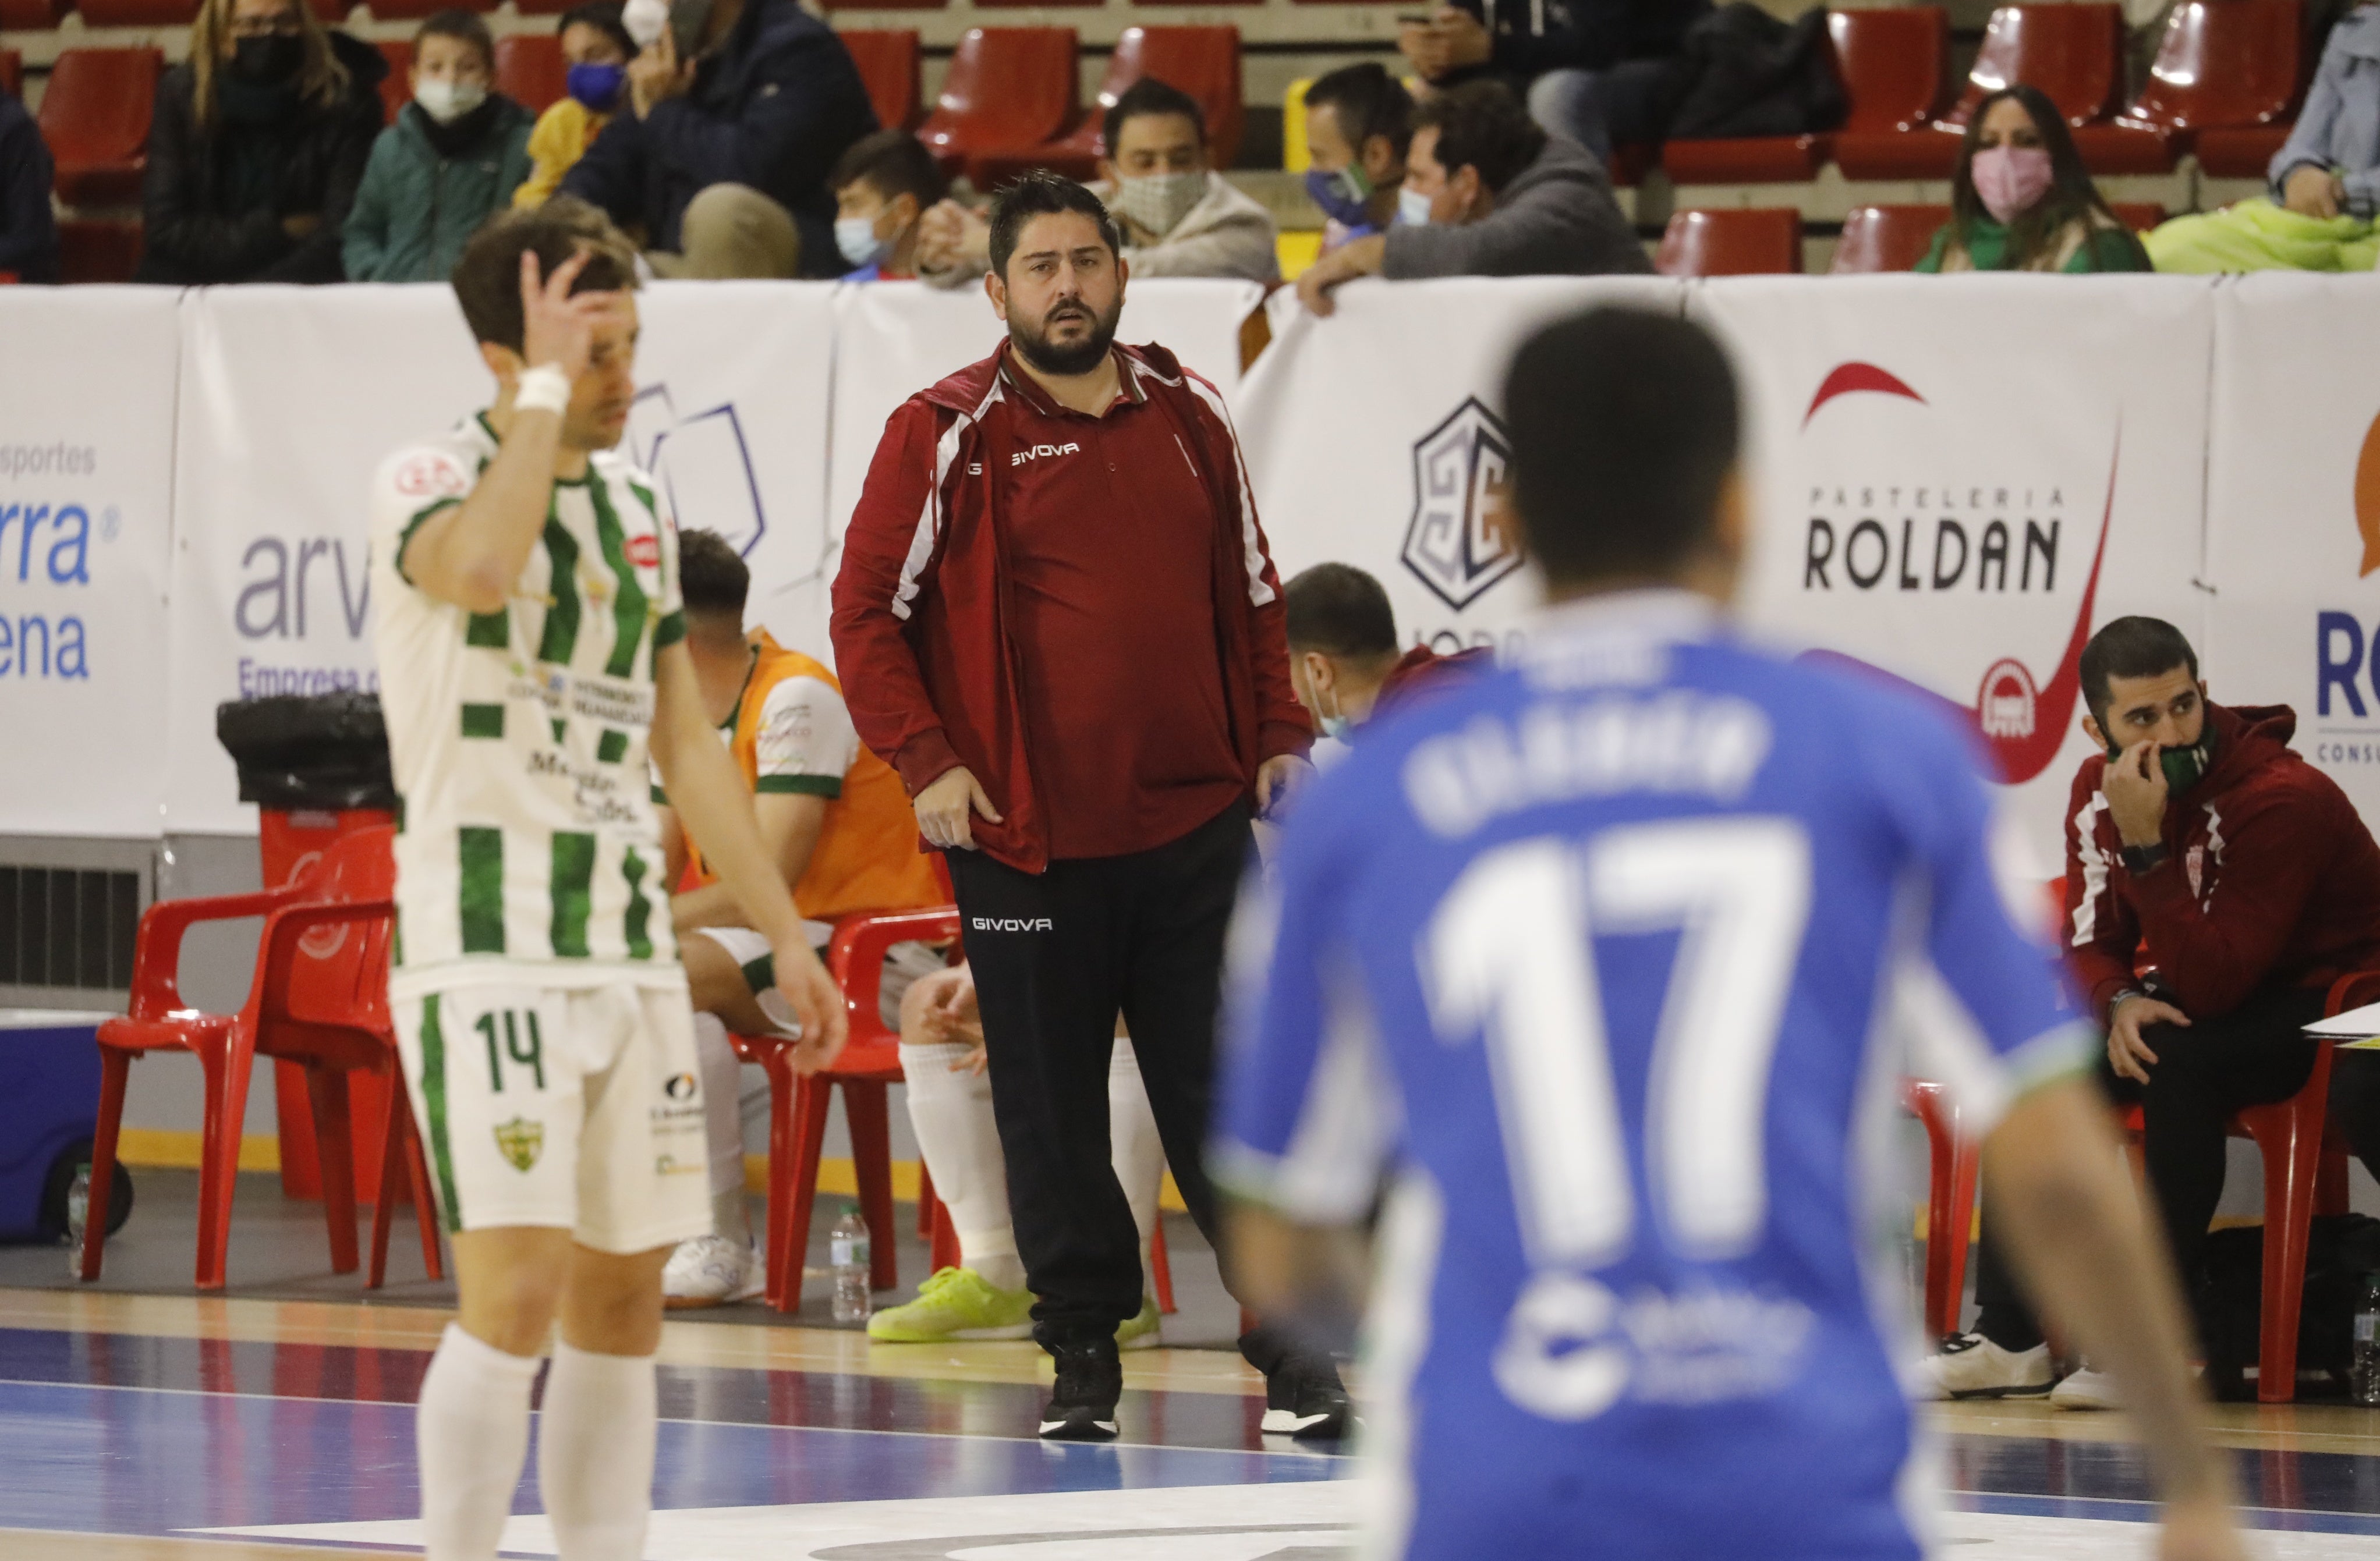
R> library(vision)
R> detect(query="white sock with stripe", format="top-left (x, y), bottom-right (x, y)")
top-left (417, 1321), bottom-right (539, 1561)
top-left (1110, 1039), bottom-right (1167, 1301)
top-left (537, 1339), bottom-right (658, 1561)
top-left (901, 1041), bottom-right (1026, 1293)
top-left (691, 1011), bottom-right (752, 1247)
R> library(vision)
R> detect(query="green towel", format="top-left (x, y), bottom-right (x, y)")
top-left (2144, 197), bottom-right (2380, 274)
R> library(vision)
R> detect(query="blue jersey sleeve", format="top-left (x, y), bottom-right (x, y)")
top-left (1211, 775), bottom-right (1400, 1225)
top-left (1869, 695), bottom-right (2096, 1130)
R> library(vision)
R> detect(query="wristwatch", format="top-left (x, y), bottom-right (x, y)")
top-left (2120, 842), bottom-right (2170, 875)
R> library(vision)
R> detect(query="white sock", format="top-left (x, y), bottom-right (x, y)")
top-left (692, 1012), bottom-right (749, 1246)
top-left (902, 1041), bottom-right (1025, 1292)
top-left (537, 1339), bottom-right (658, 1561)
top-left (1110, 1038), bottom-right (1167, 1298)
top-left (417, 1321), bottom-right (539, 1561)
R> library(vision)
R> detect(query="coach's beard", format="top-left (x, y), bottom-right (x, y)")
top-left (1012, 295), bottom-right (1121, 378)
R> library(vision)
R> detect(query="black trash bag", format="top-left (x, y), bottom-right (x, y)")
top-left (1661, 4), bottom-right (1847, 142)
top-left (2200, 1211), bottom-right (2380, 1401)
top-left (215, 692), bottom-right (398, 811)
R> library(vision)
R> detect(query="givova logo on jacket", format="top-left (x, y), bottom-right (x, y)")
top-left (1404, 397), bottom-right (1522, 612)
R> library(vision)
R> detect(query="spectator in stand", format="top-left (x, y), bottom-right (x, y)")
top-left (139, 0), bottom-right (388, 285)
top-left (1915, 86), bottom-right (2148, 274)
top-left (513, 2), bottom-right (637, 210)
top-left (1297, 79), bottom-right (1648, 316)
top-left (559, 0), bottom-right (876, 278)
top-left (1299, 63), bottom-right (1414, 253)
top-left (344, 12), bottom-right (534, 283)
top-left (1921, 617), bottom-right (2380, 1410)
top-left (2147, 3), bottom-right (2380, 272)
top-left (1283, 563), bottom-right (1489, 743)
top-left (832, 129), bottom-right (944, 281)
top-left (913, 80), bottom-right (1278, 286)
top-left (1397, 0), bottom-right (1706, 165)
top-left (0, 74), bottom-right (58, 284)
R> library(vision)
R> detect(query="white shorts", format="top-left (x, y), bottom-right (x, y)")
top-left (690, 926), bottom-right (945, 1032)
top-left (392, 980), bottom-right (712, 1254)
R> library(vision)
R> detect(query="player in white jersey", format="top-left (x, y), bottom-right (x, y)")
top-left (367, 198), bottom-right (847, 1561)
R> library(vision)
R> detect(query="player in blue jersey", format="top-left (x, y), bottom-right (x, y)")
top-left (1214, 308), bottom-right (2244, 1561)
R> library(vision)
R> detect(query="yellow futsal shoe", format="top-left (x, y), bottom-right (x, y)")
top-left (1116, 1295), bottom-right (1161, 1351)
top-left (867, 1266), bottom-right (1035, 1343)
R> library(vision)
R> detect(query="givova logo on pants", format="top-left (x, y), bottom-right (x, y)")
top-left (970, 917), bottom-right (1054, 932)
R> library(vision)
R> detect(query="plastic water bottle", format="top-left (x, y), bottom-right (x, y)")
top-left (830, 1208), bottom-right (872, 1323)
top-left (2354, 1276), bottom-right (2380, 1406)
top-left (64, 1166), bottom-right (91, 1275)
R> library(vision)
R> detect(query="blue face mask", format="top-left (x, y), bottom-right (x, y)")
top-left (566, 62), bottom-right (625, 112)
top-left (1303, 164), bottom-right (1375, 229)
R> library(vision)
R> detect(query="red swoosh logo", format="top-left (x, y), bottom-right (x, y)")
top-left (1802, 363), bottom-right (1927, 430)
top-left (1799, 431), bottom-right (2119, 786)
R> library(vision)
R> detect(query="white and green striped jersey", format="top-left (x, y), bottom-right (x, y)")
top-left (369, 413), bottom-right (688, 994)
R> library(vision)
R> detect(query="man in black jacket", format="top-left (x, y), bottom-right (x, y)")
top-left (0, 79), bottom-right (58, 283)
top-left (559, 0), bottom-right (874, 278)
top-left (1399, 0), bottom-right (1706, 162)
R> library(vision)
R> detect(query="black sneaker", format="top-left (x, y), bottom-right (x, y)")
top-left (1261, 1357), bottom-right (1353, 1440)
top-left (1039, 1336), bottom-right (1122, 1441)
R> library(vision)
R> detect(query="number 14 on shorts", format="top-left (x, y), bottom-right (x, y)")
top-left (477, 1007), bottom-right (549, 1093)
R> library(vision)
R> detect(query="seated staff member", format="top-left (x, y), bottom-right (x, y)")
top-left (831, 128), bottom-right (945, 281)
top-left (654, 528), bottom-right (946, 1307)
top-left (1283, 562), bottom-right (1489, 741)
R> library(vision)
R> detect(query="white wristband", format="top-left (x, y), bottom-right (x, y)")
top-left (514, 364), bottom-right (571, 417)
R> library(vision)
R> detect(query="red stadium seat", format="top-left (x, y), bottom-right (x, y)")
top-left (0, 0), bottom-right (65, 31)
top-left (841, 29), bottom-right (923, 132)
top-left (56, 217), bottom-right (143, 282)
top-left (376, 40), bottom-right (412, 125)
top-left (368, 0), bottom-right (490, 21)
top-left (2107, 200), bottom-right (2166, 231)
top-left (2103, 0), bottom-right (2305, 177)
top-left (823, 0), bottom-right (937, 16)
top-left (2197, 124), bottom-right (2293, 178)
top-left (917, 27), bottom-right (1078, 184)
top-left (494, 32), bottom-right (565, 113)
top-left (1828, 6), bottom-right (1958, 179)
top-left (41, 49), bottom-right (162, 208)
top-left (1838, 5), bottom-right (2122, 180)
top-left (0, 49), bottom-right (21, 102)
top-left (76, 0), bottom-right (198, 25)
top-left (515, 0), bottom-right (573, 14)
top-left (1830, 203), bottom-right (1950, 272)
top-left (310, 0), bottom-right (353, 19)
top-left (1655, 207), bottom-right (1803, 275)
top-left (971, 25), bottom-right (1242, 185)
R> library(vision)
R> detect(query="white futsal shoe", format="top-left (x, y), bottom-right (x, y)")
top-left (663, 1234), bottom-right (764, 1308)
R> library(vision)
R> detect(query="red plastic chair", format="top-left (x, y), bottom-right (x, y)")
top-left (840, 29), bottom-right (923, 132)
top-left (1828, 7), bottom-right (1958, 180)
top-left (1837, 5), bottom-right (2122, 180)
top-left (0, 0), bottom-right (65, 31)
top-left (2197, 124), bottom-right (2296, 179)
top-left (56, 218), bottom-right (143, 283)
top-left (376, 41), bottom-right (413, 126)
top-left (81, 825), bottom-right (443, 1292)
top-left (2108, 200), bottom-right (2167, 232)
top-left (494, 33), bottom-right (566, 114)
top-left (916, 28), bottom-right (1079, 185)
top-left (368, 0), bottom-right (491, 19)
top-left (1906, 1078), bottom-right (1981, 1338)
top-left (40, 48), bottom-right (164, 208)
top-left (1655, 207), bottom-right (1803, 276)
top-left (1831, 203), bottom-right (1950, 272)
top-left (1, 49), bottom-right (23, 102)
top-left (971, 26), bottom-right (1243, 185)
top-left (75, 0), bottom-right (196, 26)
top-left (2078, 0), bottom-right (2304, 174)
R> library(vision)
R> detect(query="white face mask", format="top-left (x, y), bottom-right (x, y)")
top-left (1397, 186), bottom-right (1436, 228)
top-left (1108, 169), bottom-right (1206, 239)
top-left (836, 215), bottom-right (888, 268)
top-left (622, 0), bottom-right (668, 49)
top-left (415, 76), bottom-right (487, 124)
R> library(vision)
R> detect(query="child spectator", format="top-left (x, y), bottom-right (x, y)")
top-left (1915, 85), bottom-right (2147, 273)
top-left (0, 73), bottom-right (58, 283)
top-left (830, 128), bottom-right (944, 279)
top-left (345, 10), bottom-right (534, 282)
top-left (514, 1), bottom-right (636, 210)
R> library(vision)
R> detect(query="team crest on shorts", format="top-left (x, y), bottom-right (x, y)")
top-left (493, 1117), bottom-right (545, 1172)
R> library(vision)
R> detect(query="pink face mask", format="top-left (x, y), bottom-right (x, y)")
top-left (1970, 144), bottom-right (2056, 224)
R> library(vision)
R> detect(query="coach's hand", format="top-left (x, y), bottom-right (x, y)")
top-left (2102, 739), bottom-right (2170, 849)
top-left (2108, 992), bottom-right (2189, 1084)
top-left (915, 766), bottom-right (1003, 851)
top-left (775, 936), bottom-right (849, 1076)
top-left (1256, 754), bottom-right (1314, 821)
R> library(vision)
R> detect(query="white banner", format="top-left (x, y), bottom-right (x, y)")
top-left (2204, 274), bottom-right (2380, 821)
top-left (1695, 275), bottom-right (2219, 871)
top-left (0, 288), bottom-right (179, 838)
top-left (1234, 275), bottom-right (1687, 658)
top-left (161, 281), bottom-right (838, 834)
top-left (821, 277), bottom-right (1267, 638)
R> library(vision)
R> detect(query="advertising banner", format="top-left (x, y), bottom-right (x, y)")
top-left (0, 288), bottom-right (180, 838)
top-left (1234, 275), bottom-right (1686, 658)
top-left (162, 281), bottom-right (838, 833)
top-left (1694, 274), bottom-right (2219, 871)
top-left (2202, 274), bottom-right (2380, 822)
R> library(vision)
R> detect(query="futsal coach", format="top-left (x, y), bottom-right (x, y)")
top-left (829, 173), bottom-right (1347, 1442)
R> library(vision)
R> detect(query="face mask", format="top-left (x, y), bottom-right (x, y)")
top-left (1108, 170), bottom-right (1206, 239)
top-left (1397, 186), bottom-right (1436, 228)
top-left (566, 62), bottom-right (625, 112)
top-left (1970, 144), bottom-right (2056, 225)
top-left (2104, 716), bottom-right (2218, 794)
top-left (622, 0), bottom-right (668, 50)
top-left (231, 33), bottom-right (304, 82)
top-left (1302, 164), bottom-right (1373, 228)
top-left (414, 76), bottom-right (486, 124)
top-left (836, 215), bottom-right (888, 268)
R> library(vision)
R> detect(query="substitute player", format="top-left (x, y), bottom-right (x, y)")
top-left (369, 198), bottom-right (846, 1561)
top-left (1215, 307), bottom-right (2246, 1561)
